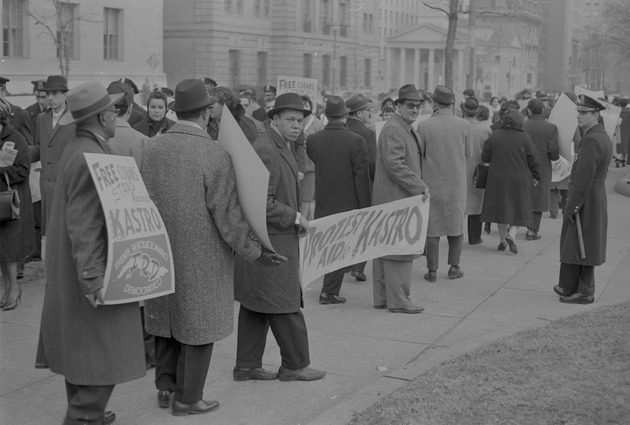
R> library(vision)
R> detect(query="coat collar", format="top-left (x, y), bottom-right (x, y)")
top-left (266, 127), bottom-right (298, 178)
top-left (431, 108), bottom-right (453, 118)
top-left (324, 121), bottom-right (349, 131)
top-left (164, 122), bottom-right (212, 142)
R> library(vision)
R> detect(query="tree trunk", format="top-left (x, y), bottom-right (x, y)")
top-left (444, 0), bottom-right (460, 90)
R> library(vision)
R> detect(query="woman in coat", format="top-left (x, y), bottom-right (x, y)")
top-left (133, 91), bottom-right (175, 138)
top-left (207, 86), bottom-right (259, 143)
top-left (480, 109), bottom-right (541, 254)
top-left (0, 100), bottom-right (33, 310)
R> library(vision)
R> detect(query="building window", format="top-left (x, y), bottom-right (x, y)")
top-left (229, 49), bottom-right (241, 89)
top-left (527, 72), bottom-right (532, 84)
top-left (254, 0), bottom-right (261, 17)
top-left (257, 51), bottom-right (267, 87)
top-left (263, 0), bottom-right (270, 17)
top-left (339, 0), bottom-right (348, 37)
top-left (302, 0), bottom-right (311, 32)
top-left (2, 0), bottom-right (25, 58)
top-left (322, 0), bottom-right (330, 34)
top-left (57, 2), bottom-right (78, 60)
top-left (364, 58), bottom-right (371, 87)
top-left (340, 56), bottom-right (347, 87)
top-left (322, 54), bottom-right (331, 87)
top-left (303, 53), bottom-right (313, 78)
top-left (236, 0), bottom-right (244, 15)
top-left (103, 8), bottom-right (122, 60)
top-left (495, 54), bottom-right (501, 63)
top-left (225, 0), bottom-right (233, 13)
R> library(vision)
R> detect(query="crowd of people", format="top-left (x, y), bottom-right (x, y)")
top-left (0, 72), bottom-right (617, 423)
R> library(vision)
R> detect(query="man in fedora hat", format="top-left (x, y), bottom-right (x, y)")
top-left (234, 92), bottom-right (326, 382)
top-left (29, 75), bottom-right (76, 237)
top-left (417, 85), bottom-right (470, 282)
top-left (372, 83), bottom-right (429, 314)
top-left (554, 95), bottom-right (612, 305)
top-left (461, 98), bottom-right (492, 245)
top-left (345, 93), bottom-right (378, 281)
top-left (0, 76), bottom-right (34, 144)
top-left (523, 98), bottom-right (559, 241)
top-left (306, 95), bottom-right (371, 304)
top-left (140, 79), bottom-right (285, 416)
top-left (36, 81), bottom-right (143, 425)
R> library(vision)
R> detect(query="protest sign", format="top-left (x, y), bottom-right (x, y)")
top-left (84, 153), bottom-right (175, 304)
top-left (548, 93), bottom-right (578, 161)
top-left (217, 106), bottom-right (274, 251)
top-left (600, 102), bottom-right (621, 141)
top-left (375, 120), bottom-right (386, 144)
top-left (574, 85), bottom-right (605, 101)
top-left (299, 195), bottom-right (429, 286)
top-left (276, 76), bottom-right (319, 101)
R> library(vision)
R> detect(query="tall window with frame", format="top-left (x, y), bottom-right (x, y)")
top-left (229, 49), bottom-right (241, 89)
top-left (103, 8), bottom-right (121, 60)
top-left (303, 53), bottom-right (312, 78)
top-left (364, 58), bottom-right (371, 88)
top-left (301, 0), bottom-right (311, 32)
top-left (340, 56), bottom-right (347, 87)
top-left (57, 2), bottom-right (78, 60)
top-left (321, 0), bottom-right (330, 34)
top-left (322, 54), bottom-right (331, 88)
top-left (2, 0), bottom-right (25, 58)
top-left (257, 51), bottom-right (267, 87)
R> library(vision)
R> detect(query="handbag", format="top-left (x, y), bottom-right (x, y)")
top-left (0, 172), bottom-right (20, 222)
top-left (472, 163), bottom-right (489, 189)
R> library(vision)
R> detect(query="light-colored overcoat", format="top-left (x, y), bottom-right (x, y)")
top-left (417, 108), bottom-right (471, 236)
top-left (522, 115), bottom-right (559, 212)
top-left (36, 128), bottom-right (146, 386)
top-left (465, 121), bottom-right (492, 215)
top-left (142, 123), bottom-right (262, 345)
top-left (372, 112), bottom-right (427, 261)
top-left (234, 127), bottom-right (303, 313)
top-left (560, 123), bottom-right (611, 266)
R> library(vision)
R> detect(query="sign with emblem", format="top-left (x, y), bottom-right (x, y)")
top-left (84, 153), bottom-right (175, 304)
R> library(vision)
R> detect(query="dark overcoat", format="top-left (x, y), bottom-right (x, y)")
top-left (560, 123), bottom-right (612, 266)
top-left (36, 128), bottom-right (145, 386)
top-left (480, 129), bottom-right (541, 227)
top-left (30, 107), bottom-right (75, 234)
top-left (234, 127), bottom-right (303, 313)
top-left (465, 121), bottom-right (492, 215)
top-left (372, 112), bottom-right (427, 261)
top-left (522, 115), bottom-right (559, 212)
top-left (346, 116), bottom-right (377, 180)
top-left (141, 123), bottom-right (261, 345)
top-left (24, 102), bottom-right (44, 135)
top-left (0, 125), bottom-right (34, 262)
top-left (6, 101), bottom-right (33, 145)
top-left (306, 121), bottom-right (371, 218)
top-left (619, 107), bottom-right (630, 156)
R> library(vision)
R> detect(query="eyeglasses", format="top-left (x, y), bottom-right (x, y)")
top-left (404, 102), bottom-right (422, 110)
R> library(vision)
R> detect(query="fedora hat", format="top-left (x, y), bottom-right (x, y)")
top-left (396, 84), bottom-right (423, 103)
top-left (325, 96), bottom-right (351, 117)
top-left (43, 75), bottom-right (69, 92)
top-left (576, 95), bottom-right (607, 112)
top-left (168, 79), bottom-right (214, 112)
top-left (461, 97), bottom-right (479, 114)
top-left (345, 93), bottom-right (370, 113)
top-left (267, 93), bottom-right (312, 119)
top-left (58, 82), bottom-right (123, 126)
top-left (431, 85), bottom-right (455, 105)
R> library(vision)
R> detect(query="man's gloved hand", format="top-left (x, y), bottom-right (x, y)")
top-left (256, 248), bottom-right (289, 267)
top-left (564, 213), bottom-right (576, 224)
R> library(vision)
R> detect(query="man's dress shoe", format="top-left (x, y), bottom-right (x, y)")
top-left (559, 293), bottom-right (594, 305)
top-left (277, 366), bottom-right (326, 381)
top-left (447, 265), bottom-right (464, 279)
top-left (553, 285), bottom-right (575, 297)
top-left (423, 271), bottom-right (436, 282)
top-left (233, 367), bottom-right (278, 381)
top-left (526, 231), bottom-right (541, 240)
top-left (388, 305), bottom-right (424, 314)
top-left (319, 293), bottom-right (346, 304)
top-left (157, 390), bottom-right (173, 408)
top-left (351, 270), bottom-right (367, 281)
top-left (103, 411), bottom-right (116, 424)
top-left (171, 399), bottom-right (220, 416)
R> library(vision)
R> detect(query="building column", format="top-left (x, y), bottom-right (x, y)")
top-left (414, 48), bottom-right (420, 88)
top-left (457, 49), bottom-right (465, 91)
top-left (399, 48), bottom-right (406, 86)
top-left (386, 48), bottom-right (393, 90)
top-left (428, 48), bottom-right (435, 90)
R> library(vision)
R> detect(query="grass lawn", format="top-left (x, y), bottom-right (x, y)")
top-left (350, 301), bottom-right (630, 425)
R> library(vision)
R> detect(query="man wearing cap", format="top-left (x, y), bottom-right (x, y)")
top-left (306, 96), bottom-right (371, 304)
top-left (0, 76), bottom-right (34, 144)
top-left (372, 84), bottom-right (429, 314)
top-left (461, 97), bottom-right (492, 245)
top-left (140, 79), bottom-right (285, 415)
top-left (523, 99), bottom-right (559, 241)
top-left (345, 93), bottom-right (378, 281)
top-left (234, 92), bottom-right (326, 381)
top-left (554, 95), bottom-right (612, 305)
top-left (116, 78), bottom-right (147, 128)
top-left (36, 81), bottom-right (145, 425)
top-left (29, 75), bottom-right (76, 236)
top-left (417, 85), bottom-right (470, 282)
top-left (25, 80), bottom-right (49, 133)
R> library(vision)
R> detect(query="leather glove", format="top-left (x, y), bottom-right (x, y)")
top-left (564, 213), bottom-right (576, 224)
top-left (256, 248), bottom-right (289, 267)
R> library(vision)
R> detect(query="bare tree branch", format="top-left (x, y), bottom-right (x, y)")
top-left (422, 1), bottom-right (450, 16)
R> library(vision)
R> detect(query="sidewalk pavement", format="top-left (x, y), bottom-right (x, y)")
top-left (2, 166), bottom-right (630, 425)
